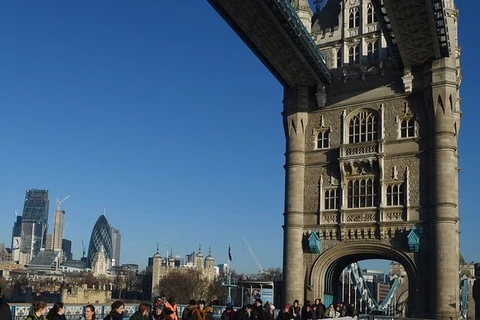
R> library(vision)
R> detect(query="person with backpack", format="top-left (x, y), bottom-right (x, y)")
top-left (182, 299), bottom-right (196, 320)
top-left (25, 301), bottom-right (47, 320)
top-left (104, 301), bottom-right (125, 320)
top-left (164, 297), bottom-right (178, 320)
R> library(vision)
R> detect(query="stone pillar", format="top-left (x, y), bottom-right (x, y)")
top-left (283, 86), bottom-right (309, 305)
top-left (425, 57), bottom-right (460, 319)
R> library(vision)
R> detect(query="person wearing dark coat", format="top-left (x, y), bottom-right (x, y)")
top-left (0, 296), bottom-right (12, 320)
top-left (276, 305), bottom-right (294, 320)
top-left (205, 306), bottom-right (215, 320)
top-left (233, 304), bottom-right (252, 320)
top-left (130, 303), bottom-right (150, 320)
top-left (252, 299), bottom-right (265, 320)
top-left (104, 300), bottom-right (125, 320)
top-left (46, 302), bottom-right (67, 320)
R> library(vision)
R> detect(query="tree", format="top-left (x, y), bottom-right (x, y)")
top-left (158, 269), bottom-right (210, 303)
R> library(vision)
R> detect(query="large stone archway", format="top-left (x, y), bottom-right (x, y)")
top-left (308, 242), bottom-right (423, 317)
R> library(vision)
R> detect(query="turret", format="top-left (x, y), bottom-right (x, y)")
top-left (291, 0), bottom-right (313, 33)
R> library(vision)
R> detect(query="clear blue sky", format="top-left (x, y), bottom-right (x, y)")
top-left (0, 0), bottom-right (477, 275)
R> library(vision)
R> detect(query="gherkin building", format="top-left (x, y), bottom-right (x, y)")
top-left (87, 214), bottom-right (112, 268)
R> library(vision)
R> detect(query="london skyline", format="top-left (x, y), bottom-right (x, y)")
top-left (0, 0), bottom-right (478, 275)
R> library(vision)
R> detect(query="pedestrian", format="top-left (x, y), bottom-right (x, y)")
top-left (0, 296), bottom-right (12, 320)
top-left (181, 299), bottom-right (196, 320)
top-left (164, 297), bottom-right (178, 320)
top-left (80, 304), bottom-right (97, 320)
top-left (104, 301), bottom-right (125, 320)
top-left (130, 303), bottom-right (150, 320)
top-left (46, 302), bottom-right (66, 320)
top-left (25, 301), bottom-right (47, 320)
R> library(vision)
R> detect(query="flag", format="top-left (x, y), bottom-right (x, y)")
top-left (228, 245), bottom-right (232, 261)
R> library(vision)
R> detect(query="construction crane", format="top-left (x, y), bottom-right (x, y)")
top-left (56, 195), bottom-right (70, 211)
top-left (243, 238), bottom-right (266, 274)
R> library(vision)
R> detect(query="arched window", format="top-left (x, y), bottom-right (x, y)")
top-left (386, 183), bottom-right (404, 206)
top-left (347, 178), bottom-right (377, 208)
top-left (348, 46), bottom-right (360, 65)
top-left (324, 189), bottom-right (339, 210)
top-left (400, 118), bottom-right (415, 138)
top-left (367, 40), bottom-right (379, 62)
top-left (349, 7), bottom-right (360, 28)
top-left (317, 130), bottom-right (330, 149)
top-left (348, 111), bottom-right (378, 143)
top-left (336, 49), bottom-right (343, 68)
top-left (367, 3), bottom-right (378, 24)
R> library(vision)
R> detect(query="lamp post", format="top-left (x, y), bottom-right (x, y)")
top-left (222, 271), bottom-right (237, 305)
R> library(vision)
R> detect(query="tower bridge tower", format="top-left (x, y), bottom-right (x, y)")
top-left (207, 0), bottom-right (461, 318)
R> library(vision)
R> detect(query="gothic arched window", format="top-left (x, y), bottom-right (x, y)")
top-left (317, 130), bottom-right (330, 149)
top-left (386, 183), bottom-right (405, 206)
top-left (349, 7), bottom-right (360, 28)
top-left (367, 40), bottom-right (379, 62)
top-left (367, 3), bottom-right (378, 24)
top-left (337, 49), bottom-right (343, 68)
top-left (349, 46), bottom-right (360, 65)
top-left (347, 178), bottom-right (377, 208)
top-left (348, 111), bottom-right (378, 143)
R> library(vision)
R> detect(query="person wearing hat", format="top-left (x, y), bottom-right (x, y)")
top-left (251, 299), bottom-right (265, 320)
top-left (276, 305), bottom-right (294, 320)
top-left (265, 304), bottom-right (275, 320)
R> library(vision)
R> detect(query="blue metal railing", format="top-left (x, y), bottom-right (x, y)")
top-left (267, 0), bottom-right (332, 84)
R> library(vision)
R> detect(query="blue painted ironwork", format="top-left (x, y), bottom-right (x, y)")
top-left (370, 0), bottom-right (404, 69)
top-left (265, 0), bottom-right (332, 84)
top-left (431, 0), bottom-right (451, 58)
top-left (348, 262), bottom-right (399, 312)
top-left (308, 231), bottom-right (321, 253)
top-left (460, 278), bottom-right (468, 319)
top-left (407, 226), bottom-right (421, 253)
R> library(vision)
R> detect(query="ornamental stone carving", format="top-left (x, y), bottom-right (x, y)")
top-left (345, 212), bottom-right (376, 222)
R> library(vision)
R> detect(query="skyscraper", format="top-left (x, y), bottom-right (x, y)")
top-left (62, 239), bottom-right (72, 261)
top-left (52, 208), bottom-right (65, 251)
top-left (20, 189), bottom-right (49, 261)
top-left (111, 227), bottom-right (121, 267)
top-left (11, 215), bottom-right (22, 263)
top-left (87, 215), bottom-right (112, 268)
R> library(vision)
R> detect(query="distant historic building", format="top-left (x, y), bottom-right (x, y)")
top-left (150, 245), bottom-right (216, 298)
top-left (87, 215), bottom-right (113, 269)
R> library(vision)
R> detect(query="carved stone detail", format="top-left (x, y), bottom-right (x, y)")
top-left (345, 212), bottom-right (376, 222)
top-left (385, 211), bottom-right (404, 221)
top-left (344, 160), bottom-right (375, 176)
top-left (343, 144), bottom-right (377, 156)
top-left (323, 214), bottom-right (338, 224)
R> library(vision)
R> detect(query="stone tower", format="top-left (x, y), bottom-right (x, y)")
top-left (206, 0), bottom-right (461, 317)
top-left (280, 0), bottom-right (461, 317)
top-left (204, 246), bottom-right (216, 282)
top-left (91, 245), bottom-right (108, 276)
top-left (195, 244), bottom-right (203, 271)
top-left (151, 247), bottom-right (162, 298)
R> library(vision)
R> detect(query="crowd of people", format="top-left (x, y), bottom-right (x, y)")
top-left (0, 296), bottom-right (358, 320)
